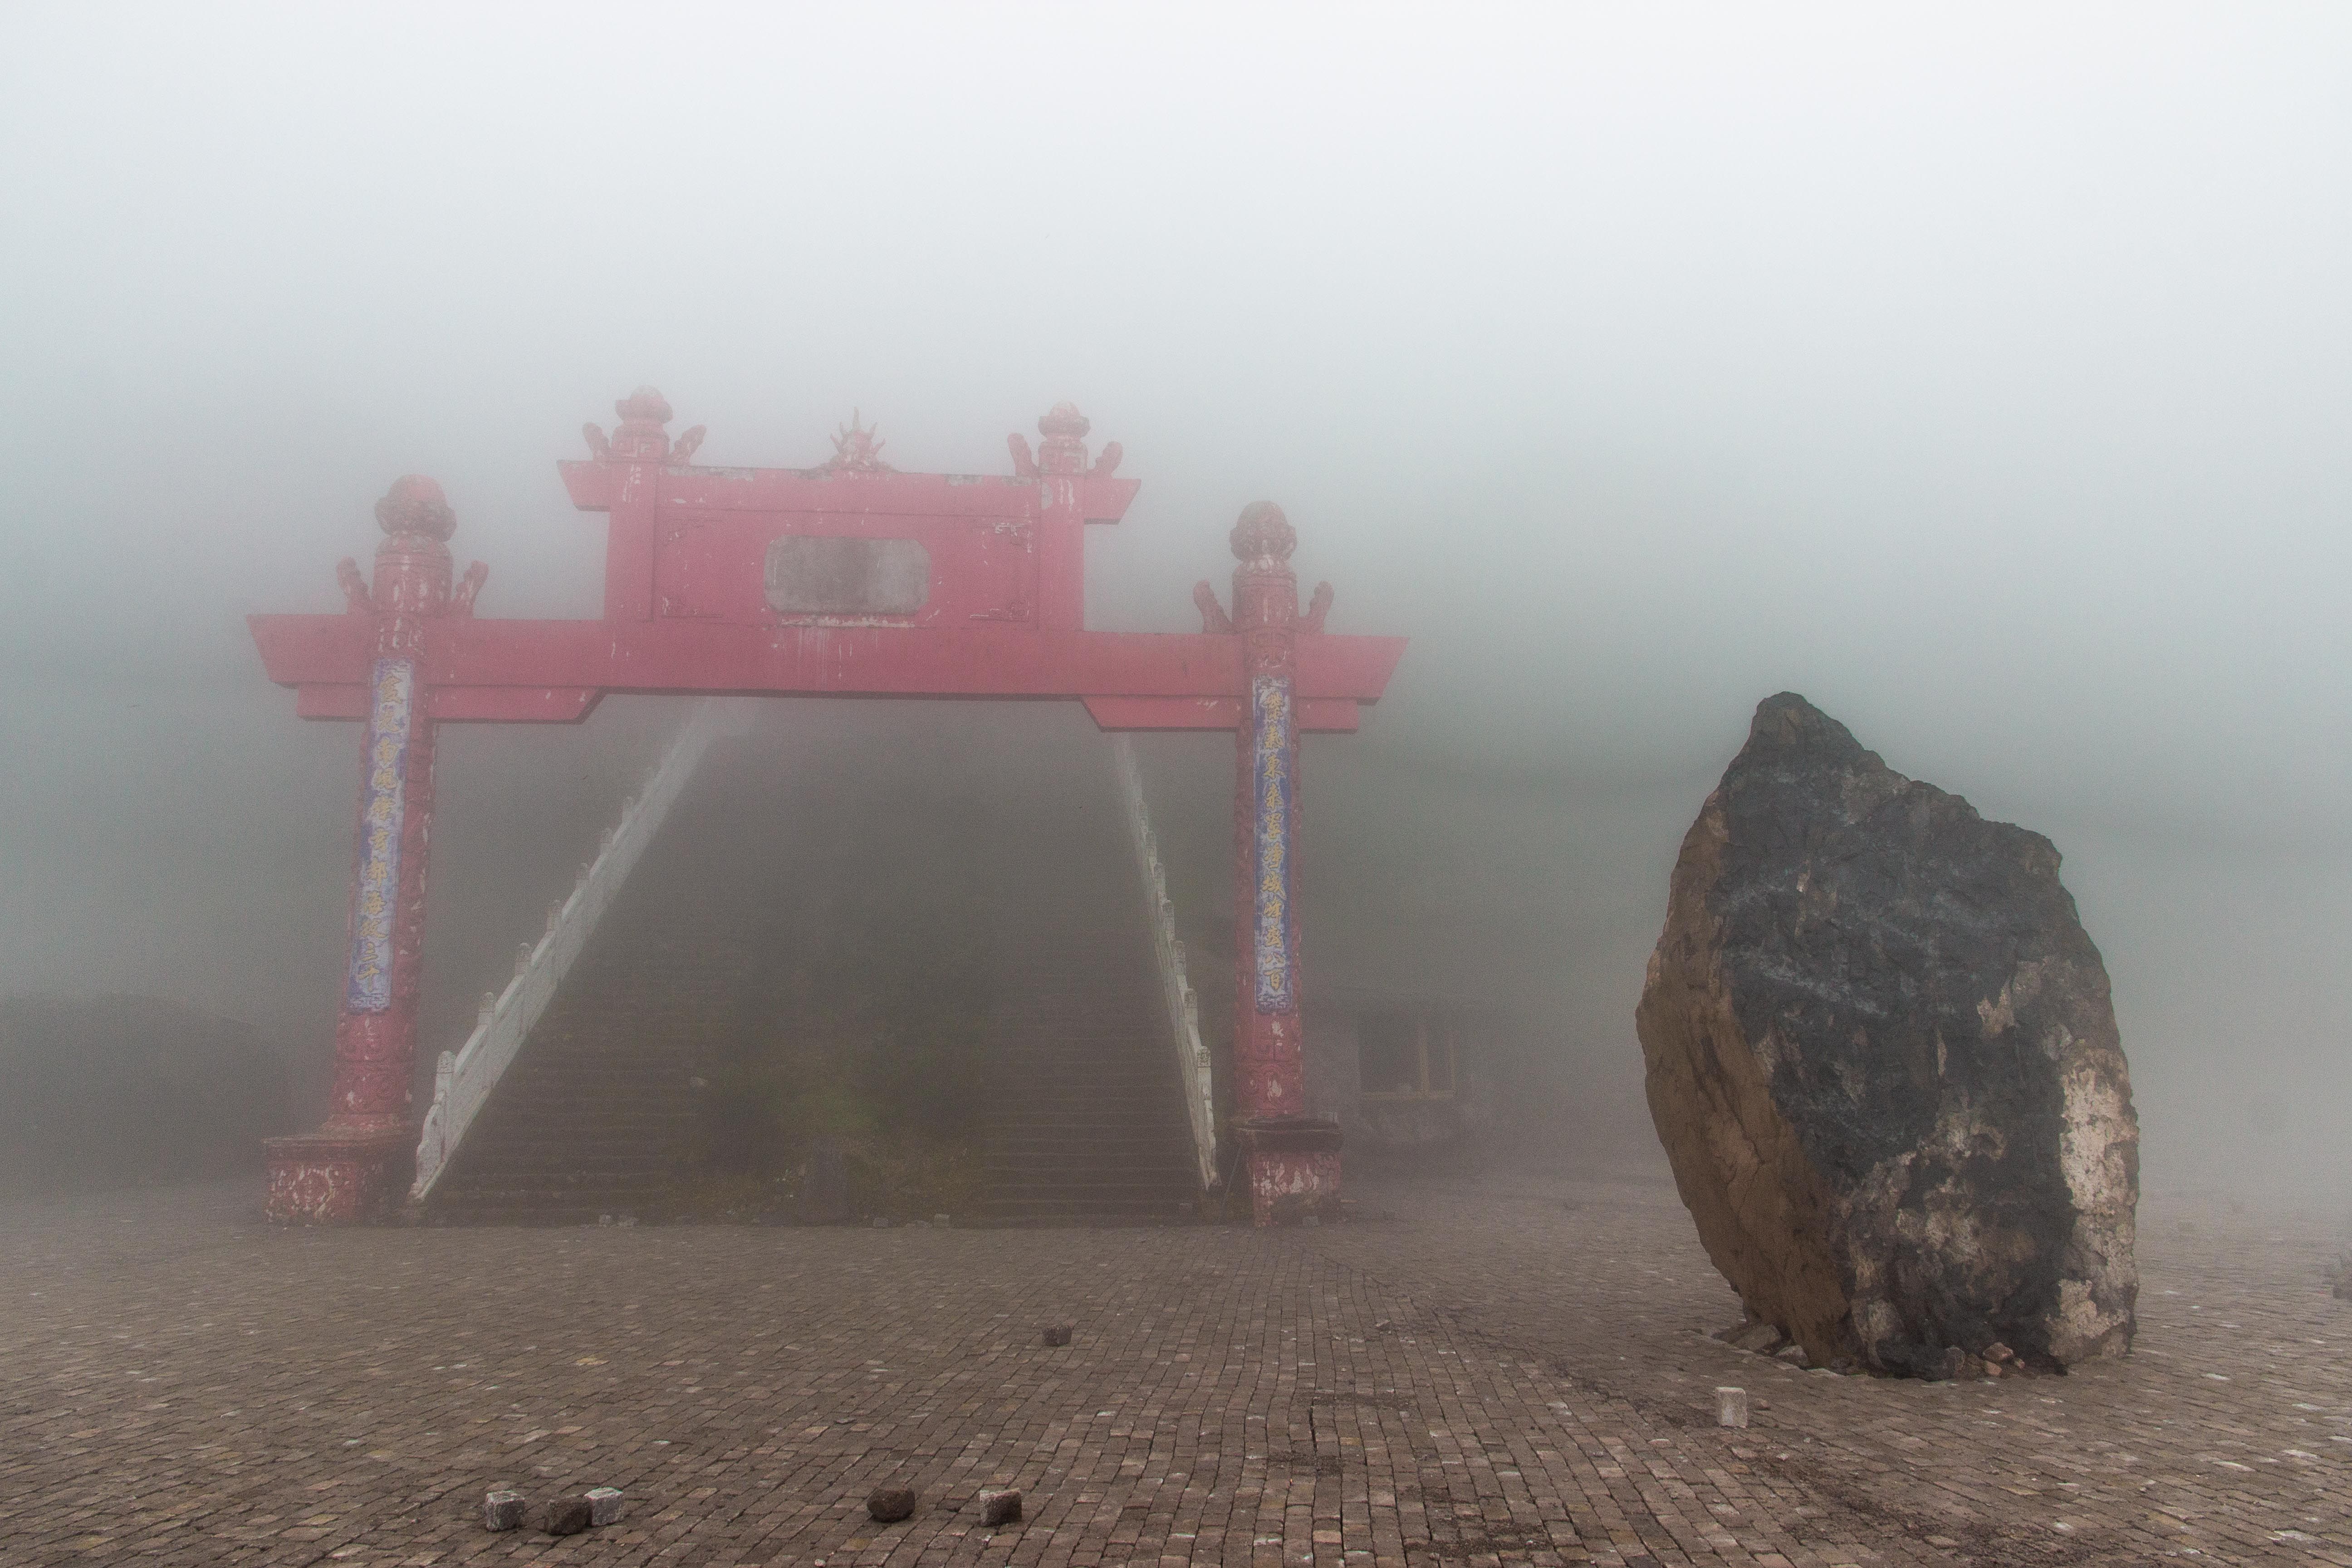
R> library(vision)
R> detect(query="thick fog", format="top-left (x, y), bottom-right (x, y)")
top-left (3, 6), bottom-right (2347, 1201)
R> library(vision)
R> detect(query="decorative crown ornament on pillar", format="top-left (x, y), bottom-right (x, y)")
top-left (1037, 401), bottom-right (1091, 475)
top-left (610, 386), bottom-right (673, 462)
top-left (338, 476), bottom-right (486, 629)
top-left (1007, 401), bottom-right (1122, 481)
top-left (1195, 502), bottom-right (1332, 636)
top-left (1230, 500), bottom-right (1296, 564)
top-left (582, 385), bottom-right (705, 466)
top-left (375, 474), bottom-right (458, 540)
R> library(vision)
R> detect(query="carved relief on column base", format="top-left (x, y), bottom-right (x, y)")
top-left (262, 1129), bottom-right (414, 1225)
top-left (1237, 1117), bottom-right (1342, 1227)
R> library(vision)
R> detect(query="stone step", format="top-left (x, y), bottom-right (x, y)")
top-left (461, 1110), bottom-right (697, 1128)
top-left (426, 1209), bottom-right (655, 1227)
top-left (987, 1160), bottom-right (1197, 1172)
top-left (984, 1121), bottom-right (1195, 1137)
top-left (984, 1145), bottom-right (1196, 1161)
top-left (462, 1107), bottom-right (694, 1121)
top-left (983, 1129), bottom-right (1197, 1145)
top-left (976, 1201), bottom-right (1200, 1221)
top-left (451, 1151), bottom-right (686, 1169)
top-left (980, 1181), bottom-right (1201, 1200)
top-left (985, 1141), bottom-right (1195, 1158)
top-left (985, 1112), bottom-right (1188, 1128)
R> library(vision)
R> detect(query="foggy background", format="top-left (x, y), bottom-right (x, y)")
top-left (3, 5), bottom-right (2346, 1203)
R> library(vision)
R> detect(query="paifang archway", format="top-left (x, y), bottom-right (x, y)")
top-left (250, 389), bottom-right (1406, 1226)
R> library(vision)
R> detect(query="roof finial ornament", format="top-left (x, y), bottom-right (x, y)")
top-left (594, 386), bottom-right (676, 463)
top-left (584, 387), bottom-right (701, 465)
top-left (353, 475), bottom-right (483, 621)
top-left (376, 475), bottom-right (457, 542)
top-left (1036, 401), bottom-right (1091, 476)
top-left (820, 410), bottom-right (892, 475)
top-left (616, 386), bottom-right (671, 424)
top-left (1229, 500), bottom-right (1295, 565)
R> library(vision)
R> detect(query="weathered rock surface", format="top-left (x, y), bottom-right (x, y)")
top-left (539, 1495), bottom-right (592, 1536)
top-left (1637, 694), bottom-right (2138, 1377)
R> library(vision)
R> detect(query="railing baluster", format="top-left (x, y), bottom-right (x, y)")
top-left (1112, 735), bottom-right (1218, 1193)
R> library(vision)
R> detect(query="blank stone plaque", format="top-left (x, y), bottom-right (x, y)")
top-left (764, 536), bottom-right (930, 616)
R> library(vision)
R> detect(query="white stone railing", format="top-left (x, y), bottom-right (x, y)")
top-left (1112, 735), bottom-right (1218, 1192)
top-left (410, 698), bottom-right (753, 1202)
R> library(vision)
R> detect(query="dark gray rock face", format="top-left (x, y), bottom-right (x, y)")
top-left (1638, 694), bottom-right (2138, 1376)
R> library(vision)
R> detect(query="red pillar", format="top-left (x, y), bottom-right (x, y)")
top-left (1221, 503), bottom-right (1342, 1224)
top-left (264, 476), bottom-right (482, 1223)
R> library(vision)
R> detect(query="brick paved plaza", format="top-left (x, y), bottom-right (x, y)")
top-left (3, 1157), bottom-right (2346, 1566)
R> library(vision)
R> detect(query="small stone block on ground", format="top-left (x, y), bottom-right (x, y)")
top-left (866, 1485), bottom-right (917, 1523)
top-left (978, 1487), bottom-right (1023, 1526)
top-left (1040, 1323), bottom-right (1071, 1346)
top-left (483, 1490), bottom-right (526, 1531)
top-left (585, 1486), bottom-right (623, 1526)
top-left (1715, 1386), bottom-right (1749, 1428)
top-left (541, 1494), bottom-right (592, 1536)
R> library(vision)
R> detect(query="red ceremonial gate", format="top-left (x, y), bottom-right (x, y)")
top-left (250, 389), bottom-right (1405, 1225)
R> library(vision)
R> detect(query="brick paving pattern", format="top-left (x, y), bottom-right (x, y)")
top-left (1322, 1165), bottom-right (2352, 1567)
top-left (0, 1162), bottom-right (2344, 1565)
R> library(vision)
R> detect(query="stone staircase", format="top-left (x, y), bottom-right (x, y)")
top-left (420, 706), bottom-right (1207, 1226)
top-left (973, 743), bottom-right (1206, 1225)
top-left (419, 736), bottom-right (778, 1224)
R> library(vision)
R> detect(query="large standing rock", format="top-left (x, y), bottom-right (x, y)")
top-left (1638, 694), bottom-right (2138, 1376)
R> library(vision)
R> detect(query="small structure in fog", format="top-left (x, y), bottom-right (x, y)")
top-left (1303, 990), bottom-right (1512, 1154)
top-left (1638, 693), bottom-right (2139, 1377)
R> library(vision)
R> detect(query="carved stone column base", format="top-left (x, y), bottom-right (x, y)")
top-left (1237, 1116), bottom-right (1343, 1226)
top-left (263, 1128), bottom-right (415, 1225)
